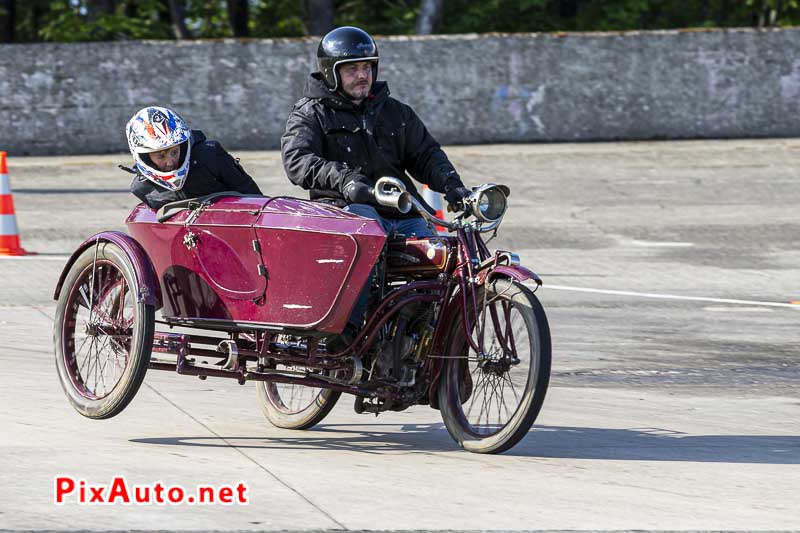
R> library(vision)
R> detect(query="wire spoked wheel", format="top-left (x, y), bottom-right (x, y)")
top-left (54, 242), bottom-right (154, 419)
top-left (256, 363), bottom-right (341, 429)
top-left (439, 278), bottom-right (551, 454)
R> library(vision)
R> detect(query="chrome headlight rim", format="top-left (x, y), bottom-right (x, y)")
top-left (469, 183), bottom-right (510, 223)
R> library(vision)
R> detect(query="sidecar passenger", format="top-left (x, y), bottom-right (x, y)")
top-left (126, 106), bottom-right (262, 210)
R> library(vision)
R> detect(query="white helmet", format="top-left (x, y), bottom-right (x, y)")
top-left (126, 106), bottom-right (191, 191)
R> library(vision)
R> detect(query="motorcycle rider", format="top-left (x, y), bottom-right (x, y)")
top-left (127, 106), bottom-right (262, 210)
top-left (281, 26), bottom-right (472, 347)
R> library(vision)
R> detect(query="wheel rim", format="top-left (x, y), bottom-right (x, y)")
top-left (453, 291), bottom-right (537, 438)
top-left (264, 366), bottom-right (327, 415)
top-left (62, 259), bottom-right (137, 400)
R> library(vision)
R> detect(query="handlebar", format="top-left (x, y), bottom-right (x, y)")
top-left (373, 177), bottom-right (508, 233)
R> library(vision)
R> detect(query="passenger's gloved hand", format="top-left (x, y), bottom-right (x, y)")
top-left (445, 185), bottom-right (472, 212)
top-left (343, 178), bottom-right (375, 204)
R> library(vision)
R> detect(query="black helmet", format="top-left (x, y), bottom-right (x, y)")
top-left (317, 26), bottom-right (379, 91)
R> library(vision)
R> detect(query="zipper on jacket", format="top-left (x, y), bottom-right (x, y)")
top-left (360, 107), bottom-right (375, 162)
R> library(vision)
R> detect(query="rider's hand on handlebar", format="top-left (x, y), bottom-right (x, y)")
top-left (445, 185), bottom-right (471, 212)
top-left (343, 177), bottom-right (375, 204)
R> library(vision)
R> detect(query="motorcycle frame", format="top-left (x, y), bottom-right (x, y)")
top-left (146, 221), bottom-right (505, 403)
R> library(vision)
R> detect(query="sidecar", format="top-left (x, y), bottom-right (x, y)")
top-left (56, 195), bottom-right (387, 335)
top-left (129, 195), bottom-right (388, 334)
top-left (53, 194), bottom-right (390, 418)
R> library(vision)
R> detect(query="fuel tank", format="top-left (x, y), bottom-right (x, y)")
top-left (386, 236), bottom-right (457, 277)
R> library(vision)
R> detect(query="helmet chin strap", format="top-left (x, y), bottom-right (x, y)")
top-left (118, 164), bottom-right (140, 176)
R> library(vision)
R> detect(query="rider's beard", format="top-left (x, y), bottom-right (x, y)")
top-left (342, 81), bottom-right (371, 102)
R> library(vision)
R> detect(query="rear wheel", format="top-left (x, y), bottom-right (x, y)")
top-left (256, 367), bottom-right (341, 429)
top-left (438, 278), bottom-right (551, 454)
top-left (54, 242), bottom-right (154, 419)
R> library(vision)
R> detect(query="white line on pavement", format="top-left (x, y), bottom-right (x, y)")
top-left (543, 284), bottom-right (800, 309)
top-left (0, 255), bottom-right (69, 261)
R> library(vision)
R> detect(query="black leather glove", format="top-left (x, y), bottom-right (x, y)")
top-left (342, 178), bottom-right (374, 204)
top-left (445, 185), bottom-right (471, 212)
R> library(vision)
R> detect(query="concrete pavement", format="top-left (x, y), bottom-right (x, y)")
top-left (0, 139), bottom-right (798, 531)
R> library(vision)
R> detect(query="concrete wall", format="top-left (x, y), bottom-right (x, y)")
top-left (1, 28), bottom-right (800, 155)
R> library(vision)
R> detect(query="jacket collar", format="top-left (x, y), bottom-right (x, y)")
top-left (190, 129), bottom-right (207, 147)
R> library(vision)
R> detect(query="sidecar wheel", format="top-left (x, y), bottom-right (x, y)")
top-left (54, 242), bottom-right (154, 419)
top-left (256, 375), bottom-right (341, 430)
top-left (438, 279), bottom-right (551, 454)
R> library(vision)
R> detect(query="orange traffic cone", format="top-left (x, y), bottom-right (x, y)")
top-left (421, 184), bottom-right (447, 235)
top-left (0, 152), bottom-right (29, 256)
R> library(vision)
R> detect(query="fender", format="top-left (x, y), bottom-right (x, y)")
top-left (487, 264), bottom-right (542, 286)
top-left (432, 264), bottom-right (542, 358)
top-left (53, 231), bottom-right (162, 308)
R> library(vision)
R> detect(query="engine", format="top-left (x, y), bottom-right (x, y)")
top-left (371, 303), bottom-right (435, 386)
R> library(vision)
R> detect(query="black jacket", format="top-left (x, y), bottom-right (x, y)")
top-left (130, 130), bottom-right (262, 210)
top-left (281, 74), bottom-right (463, 217)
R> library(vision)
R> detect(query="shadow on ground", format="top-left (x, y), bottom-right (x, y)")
top-left (131, 423), bottom-right (800, 463)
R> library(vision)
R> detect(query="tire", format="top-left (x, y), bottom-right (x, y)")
top-left (54, 241), bottom-right (154, 419)
top-left (438, 278), bottom-right (551, 454)
top-left (256, 372), bottom-right (341, 430)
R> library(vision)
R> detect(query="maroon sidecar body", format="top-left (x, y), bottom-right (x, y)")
top-left (124, 196), bottom-right (386, 334)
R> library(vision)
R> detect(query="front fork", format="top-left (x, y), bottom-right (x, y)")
top-left (455, 227), bottom-right (539, 363)
top-left (456, 226), bottom-right (494, 358)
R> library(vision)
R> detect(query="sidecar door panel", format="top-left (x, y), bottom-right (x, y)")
top-left (254, 198), bottom-right (386, 331)
top-left (187, 209), bottom-right (266, 301)
top-left (255, 229), bottom-right (357, 326)
top-left (190, 227), bottom-right (265, 299)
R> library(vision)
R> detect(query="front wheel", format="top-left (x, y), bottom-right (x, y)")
top-left (438, 278), bottom-right (551, 454)
top-left (54, 241), bottom-right (154, 419)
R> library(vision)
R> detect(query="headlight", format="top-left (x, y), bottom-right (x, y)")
top-left (469, 184), bottom-right (510, 223)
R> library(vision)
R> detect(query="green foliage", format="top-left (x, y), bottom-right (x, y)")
top-left (6, 0), bottom-right (800, 43)
top-left (439, 0), bottom-right (552, 33)
top-left (335, 0), bottom-right (419, 35)
top-left (38, 0), bottom-right (172, 42)
top-left (438, 0), bottom-right (800, 33)
top-left (250, 0), bottom-right (305, 38)
top-left (185, 0), bottom-right (230, 38)
top-left (745, 0), bottom-right (800, 26)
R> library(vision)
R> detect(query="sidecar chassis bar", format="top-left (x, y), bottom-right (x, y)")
top-left (146, 279), bottom-right (447, 400)
top-left (149, 341), bottom-right (393, 399)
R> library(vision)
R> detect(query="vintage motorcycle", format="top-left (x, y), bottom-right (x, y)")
top-left (53, 177), bottom-right (551, 454)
